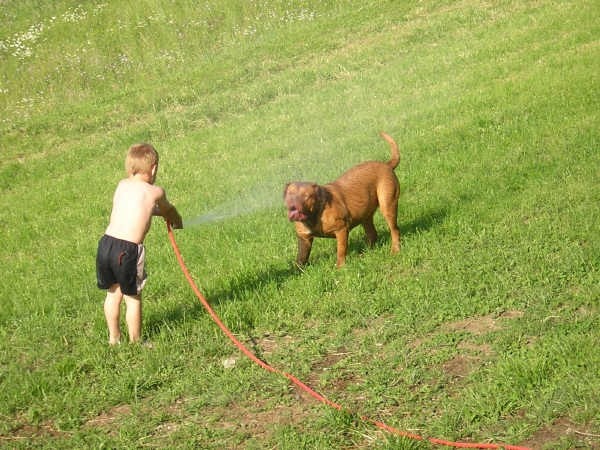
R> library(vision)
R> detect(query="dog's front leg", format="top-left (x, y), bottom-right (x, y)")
top-left (296, 233), bottom-right (313, 267)
top-left (334, 229), bottom-right (349, 268)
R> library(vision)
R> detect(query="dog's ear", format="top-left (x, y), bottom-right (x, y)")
top-left (283, 182), bottom-right (290, 197)
top-left (316, 184), bottom-right (331, 203)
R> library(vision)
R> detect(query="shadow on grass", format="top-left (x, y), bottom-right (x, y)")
top-left (144, 301), bottom-right (205, 338)
top-left (400, 208), bottom-right (448, 236)
top-left (205, 265), bottom-right (298, 306)
top-left (144, 264), bottom-right (298, 338)
top-left (346, 207), bottom-right (448, 255)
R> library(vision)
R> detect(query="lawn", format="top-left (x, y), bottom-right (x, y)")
top-left (1, 0), bottom-right (598, 448)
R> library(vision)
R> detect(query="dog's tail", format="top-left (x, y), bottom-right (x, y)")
top-left (380, 131), bottom-right (400, 169)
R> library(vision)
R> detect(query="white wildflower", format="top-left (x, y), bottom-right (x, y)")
top-left (62, 5), bottom-right (88, 23)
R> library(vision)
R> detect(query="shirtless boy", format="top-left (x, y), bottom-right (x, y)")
top-left (96, 143), bottom-right (183, 345)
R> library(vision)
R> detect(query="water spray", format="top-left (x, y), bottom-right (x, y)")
top-left (183, 183), bottom-right (283, 228)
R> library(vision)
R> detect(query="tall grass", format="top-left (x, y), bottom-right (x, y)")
top-left (1, 0), bottom-right (598, 448)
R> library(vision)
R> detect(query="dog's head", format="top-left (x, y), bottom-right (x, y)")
top-left (283, 182), bottom-right (323, 222)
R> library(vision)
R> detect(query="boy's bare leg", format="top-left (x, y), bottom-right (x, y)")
top-left (104, 284), bottom-right (123, 345)
top-left (124, 294), bottom-right (142, 343)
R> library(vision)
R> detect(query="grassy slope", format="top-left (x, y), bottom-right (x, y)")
top-left (1, 0), bottom-right (598, 448)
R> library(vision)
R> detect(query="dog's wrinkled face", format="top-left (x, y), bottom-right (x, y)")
top-left (284, 182), bottom-right (319, 222)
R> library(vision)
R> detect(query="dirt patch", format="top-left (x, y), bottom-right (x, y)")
top-left (442, 315), bottom-right (501, 335)
top-left (442, 354), bottom-right (480, 378)
top-left (2, 418), bottom-right (69, 443)
top-left (410, 311), bottom-right (524, 351)
top-left (86, 403), bottom-right (132, 425)
top-left (83, 396), bottom-right (310, 445)
top-left (147, 398), bottom-right (187, 438)
top-left (210, 399), bottom-right (311, 442)
top-left (311, 347), bottom-right (350, 376)
top-left (438, 313), bottom-right (522, 379)
top-left (442, 310), bottom-right (524, 335)
top-left (500, 310), bottom-right (524, 320)
top-left (351, 315), bottom-right (394, 339)
top-left (84, 404), bottom-right (132, 436)
top-left (442, 342), bottom-right (495, 379)
top-left (458, 341), bottom-right (494, 355)
top-left (251, 333), bottom-right (296, 358)
top-left (292, 346), bottom-right (356, 404)
top-left (519, 417), bottom-right (600, 449)
top-left (246, 334), bottom-right (356, 403)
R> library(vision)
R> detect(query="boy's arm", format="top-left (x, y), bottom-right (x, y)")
top-left (155, 190), bottom-right (183, 229)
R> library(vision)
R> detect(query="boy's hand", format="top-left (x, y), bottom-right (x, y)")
top-left (165, 207), bottom-right (183, 229)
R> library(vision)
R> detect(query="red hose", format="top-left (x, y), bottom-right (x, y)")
top-left (166, 223), bottom-right (530, 449)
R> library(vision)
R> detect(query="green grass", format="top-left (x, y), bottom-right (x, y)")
top-left (1, 0), bottom-right (599, 448)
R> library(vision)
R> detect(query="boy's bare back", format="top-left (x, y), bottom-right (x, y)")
top-left (105, 176), bottom-right (165, 244)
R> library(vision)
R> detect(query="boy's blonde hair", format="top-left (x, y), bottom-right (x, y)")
top-left (126, 143), bottom-right (159, 175)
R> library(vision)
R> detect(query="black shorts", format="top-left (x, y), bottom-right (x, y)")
top-left (96, 235), bottom-right (147, 295)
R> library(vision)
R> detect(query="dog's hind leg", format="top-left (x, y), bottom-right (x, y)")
top-left (363, 217), bottom-right (378, 247)
top-left (380, 197), bottom-right (400, 253)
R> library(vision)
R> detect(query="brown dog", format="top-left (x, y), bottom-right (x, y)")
top-left (284, 131), bottom-right (401, 268)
